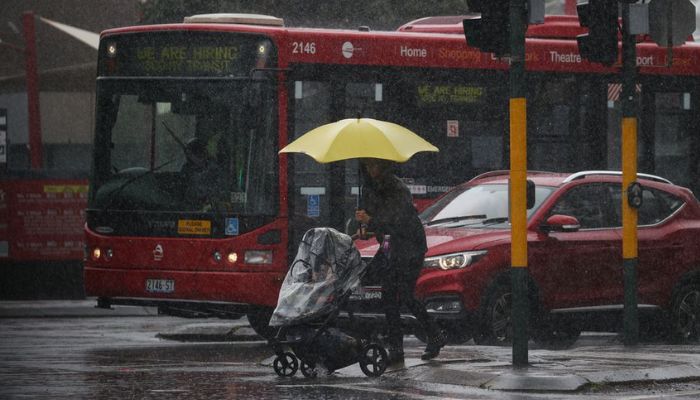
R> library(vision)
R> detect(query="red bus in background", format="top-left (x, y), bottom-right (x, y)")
top-left (0, 179), bottom-right (86, 261)
top-left (84, 13), bottom-right (700, 337)
top-left (0, 175), bottom-right (88, 299)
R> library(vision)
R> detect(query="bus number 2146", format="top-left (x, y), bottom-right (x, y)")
top-left (292, 41), bottom-right (316, 54)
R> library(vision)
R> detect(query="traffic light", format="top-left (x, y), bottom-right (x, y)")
top-left (576, 0), bottom-right (619, 66)
top-left (463, 1), bottom-right (509, 56)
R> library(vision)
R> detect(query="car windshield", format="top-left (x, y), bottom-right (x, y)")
top-left (89, 78), bottom-right (278, 216)
top-left (420, 183), bottom-right (555, 227)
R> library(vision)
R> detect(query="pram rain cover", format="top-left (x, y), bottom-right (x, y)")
top-left (269, 228), bottom-right (364, 326)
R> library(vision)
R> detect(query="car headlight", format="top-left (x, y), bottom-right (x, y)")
top-left (423, 250), bottom-right (487, 270)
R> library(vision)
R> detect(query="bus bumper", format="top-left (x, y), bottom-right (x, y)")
top-left (85, 267), bottom-right (285, 310)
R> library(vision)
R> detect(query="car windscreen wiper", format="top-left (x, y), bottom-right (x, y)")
top-left (480, 217), bottom-right (509, 225)
top-left (425, 214), bottom-right (487, 227)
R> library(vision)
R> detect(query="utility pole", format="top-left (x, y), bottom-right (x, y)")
top-left (508, 0), bottom-right (528, 368)
top-left (464, 0), bottom-right (533, 368)
top-left (576, 0), bottom-right (641, 346)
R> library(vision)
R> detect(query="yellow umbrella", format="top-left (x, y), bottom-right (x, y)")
top-left (279, 117), bottom-right (438, 163)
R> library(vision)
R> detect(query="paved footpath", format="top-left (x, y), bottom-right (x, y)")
top-left (2, 299), bottom-right (699, 393)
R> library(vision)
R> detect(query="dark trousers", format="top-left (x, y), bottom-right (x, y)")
top-left (380, 253), bottom-right (437, 347)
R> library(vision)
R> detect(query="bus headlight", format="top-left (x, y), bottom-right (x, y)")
top-left (423, 250), bottom-right (487, 270)
top-left (227, 252), bottom-right (238, 264)
top-left (91, 247), bottom-right (101, 261)
top-left (245, 250), bottom-right (273, 265)
top-left (106, 42), bottom-right (117, 57)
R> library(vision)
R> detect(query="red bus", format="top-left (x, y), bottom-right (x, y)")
top-left (0, 175), bottom-right (88, 298)
top-left (84, 13), bottom-right (700, 336)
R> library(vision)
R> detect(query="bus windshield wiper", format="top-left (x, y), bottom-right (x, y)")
top-left (162, 121), bottom-right (205, 169)
top-left (99, 158), bottom-right (176, 212)
top-left (425, 214), bottom-right (487, 227)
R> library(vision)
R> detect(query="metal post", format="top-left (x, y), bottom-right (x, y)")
top-left (509, 0), bottom-right (529, 368)
top-left (621, 2), bottom-right (639, 346)
top-left (23, 11), bottom-right (42, 170)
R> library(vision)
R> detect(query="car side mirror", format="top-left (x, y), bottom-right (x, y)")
top-left (526, 179), bottom-right (536, 210)
top-left (541, 214), bottom-right (580, 233)
top-left (627, 181), bottom-right (643, 209)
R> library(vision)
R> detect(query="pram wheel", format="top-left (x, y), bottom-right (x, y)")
top-left (273, 352), bottom-right (298, 377)
top-left (359, 343), bottom-right (388, 377)
top-left (300, 361), bottom-right (318, 378)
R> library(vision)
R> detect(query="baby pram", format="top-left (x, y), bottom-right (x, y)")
top-left (268, 227), bottom-right (388, 378)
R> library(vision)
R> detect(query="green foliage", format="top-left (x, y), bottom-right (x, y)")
top-left (138, 0), bottom-right (469, 30)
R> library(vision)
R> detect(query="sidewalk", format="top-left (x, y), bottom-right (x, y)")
top-left (2, 299), bottom-right (699, 392)
top-left (257, 333), bottom-right (700, 392)
top-left (377, 340), bottom-right (700, 392)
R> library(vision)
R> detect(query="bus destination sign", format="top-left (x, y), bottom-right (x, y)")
top-left (135, 45), bottom-right (240, 75)
top-left (99, 32), bottom-right (276, 77)
top-left (418, 84), bottom-right (484, 105)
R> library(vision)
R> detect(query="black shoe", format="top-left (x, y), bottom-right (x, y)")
top-left (421, 332), bottom-right (447, 360)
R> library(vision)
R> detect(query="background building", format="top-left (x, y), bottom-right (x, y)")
top-left (0, 0), bottom-right (140, 171)
top-left (0, 1), bottom-right (140, 299)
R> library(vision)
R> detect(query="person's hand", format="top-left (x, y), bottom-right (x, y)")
top-left (352, 227), bottom-right (375, 241)
top-left (355, 209), bottom-right (371, 225)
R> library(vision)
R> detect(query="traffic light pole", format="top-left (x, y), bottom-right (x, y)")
top-left (509, 0), bottom-right (529, 368)
top-left (621, 2), bottom-right (639, 346)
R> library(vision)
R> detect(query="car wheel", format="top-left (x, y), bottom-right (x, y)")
top-left (246, 307), bottom-right (276, 339)
top-left (669, 283), bottom-right (700, 343)
top-left (474, 282), bottom-right (512, 346)
top-left (532, 321), bottom-right (581, 349)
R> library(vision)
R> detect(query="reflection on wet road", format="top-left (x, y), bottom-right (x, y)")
top-left (2, 316), bottom-right (700, 400)
top-left (0, 316), bottom-right (523, 399)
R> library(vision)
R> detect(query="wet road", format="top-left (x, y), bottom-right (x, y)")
top-left (2, 315), bottom-right (700, 399)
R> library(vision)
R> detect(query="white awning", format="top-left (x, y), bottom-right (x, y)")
top-left (39, 16), bottom-right (99, 50)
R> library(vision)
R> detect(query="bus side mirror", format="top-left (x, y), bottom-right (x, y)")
top-left (526, 179), bottom-right (536, 210)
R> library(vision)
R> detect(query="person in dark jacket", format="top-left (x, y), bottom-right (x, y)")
top-left (354, 158), bottom-right (446, 363)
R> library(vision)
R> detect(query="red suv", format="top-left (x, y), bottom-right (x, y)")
top-left (353, 170), bottom-right (700, 346)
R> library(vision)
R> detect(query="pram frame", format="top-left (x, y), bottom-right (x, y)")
top-left (270, 290), bottom-right (388, 378)
top-left (268, 227), bottom-right (388, 377)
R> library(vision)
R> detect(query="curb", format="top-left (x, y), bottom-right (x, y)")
top-left (156, 322), bottom-right (264, 342)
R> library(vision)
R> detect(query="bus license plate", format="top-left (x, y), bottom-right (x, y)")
top-left (146, 279), bottom-right (175, 293)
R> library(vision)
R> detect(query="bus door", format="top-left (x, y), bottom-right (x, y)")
top-left (288, 66), bottom-right (513, 249)
top-left (528, 74), bottom-right (609, 172)
top-left (639, 83), bottom-right (699, 193)
top-left (288, 76), bottom-right (385, 249)
top-left (384, 70), bottom-right (508, 203)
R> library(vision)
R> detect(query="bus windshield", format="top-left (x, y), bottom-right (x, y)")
top-left (89, 78), bottom-right (278, 234)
